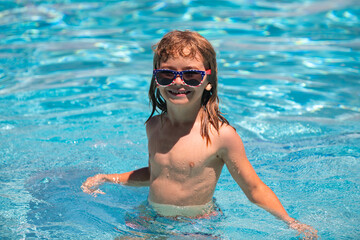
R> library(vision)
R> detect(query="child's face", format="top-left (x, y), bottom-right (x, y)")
top-left (157, 51), bottom-right (209, 108)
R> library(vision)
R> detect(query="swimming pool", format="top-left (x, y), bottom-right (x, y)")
top-left (1, 0), bottom-right (359, 239)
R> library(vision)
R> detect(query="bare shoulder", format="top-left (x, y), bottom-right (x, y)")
top-left (218, 123), bottom-right (245, 150)
top-left (146, 115), bottom-right (162, 135)
top-left (146, 115), bottom-right (161, 127)
top-left (215, 124), bottom-right (248, 167)
top-left (218, 123), bottom-right (241, 140)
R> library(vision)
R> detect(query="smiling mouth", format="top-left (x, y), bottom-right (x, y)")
top-left (168, 89), bottom-right (191, 96)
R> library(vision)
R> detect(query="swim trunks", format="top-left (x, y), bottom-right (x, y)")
top-left (147, 198), bottom-right (215, 218)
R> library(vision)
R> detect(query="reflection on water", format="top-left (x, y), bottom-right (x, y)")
top-left (1, 0), bottom-right (359, 239)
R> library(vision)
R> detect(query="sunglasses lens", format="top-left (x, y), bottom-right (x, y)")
top-left (183, 71), bottom-right (203, 86)
top-left (155, 70), bottom-right (205, 86)
top-left (156, 70), bottom-right (174, 86)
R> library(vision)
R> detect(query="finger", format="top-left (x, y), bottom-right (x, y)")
top-left (91, 189), bottom-right (105, 197)
top-left (95, 189), bottom-right (105, 195)
top-left (81, 185), bottom-right (97, 194)
top-left (82, 187), bottom-right (93, 194)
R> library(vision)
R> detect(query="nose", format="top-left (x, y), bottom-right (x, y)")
top-left (173, 73), bottom-right (183, 85)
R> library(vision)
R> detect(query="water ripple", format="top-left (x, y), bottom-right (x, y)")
top-left (0, 1), bottom-right (359, 239)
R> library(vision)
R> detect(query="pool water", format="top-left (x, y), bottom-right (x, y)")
top-left (1, 0), bottom-right (359, 239)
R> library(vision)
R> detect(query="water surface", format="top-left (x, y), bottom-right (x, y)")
top-left (1, 0), bottom-right (359, 239)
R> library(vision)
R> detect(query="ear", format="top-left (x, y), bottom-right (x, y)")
top-left (205, 83), bottom-right (212, 91)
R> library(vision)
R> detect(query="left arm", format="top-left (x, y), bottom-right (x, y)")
top-left (220, 126), bottom-right (291, 222)
top-left (219, 126), bottom-right (317, 238)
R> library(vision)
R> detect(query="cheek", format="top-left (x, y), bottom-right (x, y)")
top-left (158, 88), bottom-right (167, 98)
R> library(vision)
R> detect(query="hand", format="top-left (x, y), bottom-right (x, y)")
top-left (81, 174), bottom-right (106, 197)
top-left (288, 220), bottom-right (318, 240)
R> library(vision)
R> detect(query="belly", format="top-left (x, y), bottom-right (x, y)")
top-left (148, 175), bottom-right (216, 206)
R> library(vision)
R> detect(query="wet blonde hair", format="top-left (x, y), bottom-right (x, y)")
top-left (146, 30), bottom-right (229, 144)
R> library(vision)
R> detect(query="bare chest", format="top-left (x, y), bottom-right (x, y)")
top-left (148, 128), bottom-right (220, 178)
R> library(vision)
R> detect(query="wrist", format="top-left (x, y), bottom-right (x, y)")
top-left (286, 218), bottom-right (299, 226)
top-left (282, 216), bottom-right (296, 225)
top-left (95, 174), bottom-right (107, 182)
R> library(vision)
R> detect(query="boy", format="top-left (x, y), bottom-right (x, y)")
top-left (82, 30), bottom-right (317, 239)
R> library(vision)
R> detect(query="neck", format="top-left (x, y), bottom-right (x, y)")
top-left (166, 103), bottom-right (203, 125)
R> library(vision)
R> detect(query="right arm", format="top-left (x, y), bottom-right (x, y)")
top-left (81, 167), bottom-right (150, 196)
top-left (82, 116), bottom-right (157, 196)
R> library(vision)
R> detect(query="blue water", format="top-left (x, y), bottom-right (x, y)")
top-left (1, 0), bottom-right (359, 239)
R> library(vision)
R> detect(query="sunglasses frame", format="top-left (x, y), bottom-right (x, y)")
top-left (153, 69), bottom-right (211, 87)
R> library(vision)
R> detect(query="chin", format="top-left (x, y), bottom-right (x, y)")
top-left (167, 98), bottom-right (191, 105)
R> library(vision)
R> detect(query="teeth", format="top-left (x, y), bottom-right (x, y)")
top-left (170, 90), bottom-right (189, 94)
